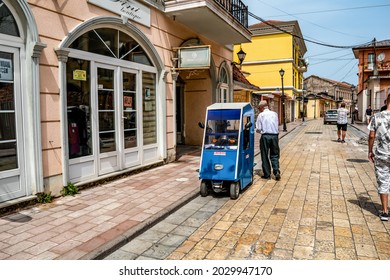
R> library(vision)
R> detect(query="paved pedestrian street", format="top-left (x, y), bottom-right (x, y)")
top-left (1, 119), bottom-right (389, 261)
top-left (165, 120), bottom-right (390, 260)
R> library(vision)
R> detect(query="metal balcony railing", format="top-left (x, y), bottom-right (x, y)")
top-left (215, 0), bottom-right (248, 28)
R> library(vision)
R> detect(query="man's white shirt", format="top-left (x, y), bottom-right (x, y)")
top-left (256, 108), bottom-right (279, 134)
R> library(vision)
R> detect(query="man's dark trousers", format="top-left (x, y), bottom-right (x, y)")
top-left (260, 134), bottom-right (280, 178)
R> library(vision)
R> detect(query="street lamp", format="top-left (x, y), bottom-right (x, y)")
top-left (237, 46), bottom-right (246, 66)
top-left (351, 84), bottom-right (356, 124)
top-left (279, 68), bottom-right (287, 132)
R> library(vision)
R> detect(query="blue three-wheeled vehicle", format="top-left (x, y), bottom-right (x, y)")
top-left (198, 103), bottom-right (255, 199)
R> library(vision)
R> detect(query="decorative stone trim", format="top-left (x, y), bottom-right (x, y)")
top-left (32, 42), bottom-right (47, 58)
top-left (54, 48), bottom-right (70, 63)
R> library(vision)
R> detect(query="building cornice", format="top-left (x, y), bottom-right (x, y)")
top-left (243, 58), bottom-right (293, 66)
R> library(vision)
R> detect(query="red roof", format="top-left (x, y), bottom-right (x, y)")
top-left (249, 20), bottom-right (283, 29)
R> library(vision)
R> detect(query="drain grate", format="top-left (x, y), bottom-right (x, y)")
top-left (305, 132), bottom-right (323, 134)
top-left (347, 159), bottom-right (369, 163)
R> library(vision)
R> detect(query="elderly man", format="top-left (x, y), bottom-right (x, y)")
top-left (255, 100), bottom-right (281, 180)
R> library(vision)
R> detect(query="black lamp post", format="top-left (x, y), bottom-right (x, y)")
top-left (279, 68), bottom-right (287, 132)
top-left (351, 84), bottom-right (356, 124)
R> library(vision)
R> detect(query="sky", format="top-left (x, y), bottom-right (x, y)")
top-left (244, 0), bottom-right (390, 85)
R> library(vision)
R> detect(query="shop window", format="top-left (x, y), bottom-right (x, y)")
top-left (0, 51), bottom-right (17, 171)
top-left (69, 28), bottom-right (153, 66)
top-left (0, 1), bottom-right (19, 37)
top-left (98, 68), bottom-right (116, 153)
top-left (123, 72), bottom-right (137, 149)
top-left (66, 58), bottom-right (92, 159)
top-left (142, 72), bottom-right (156, 145)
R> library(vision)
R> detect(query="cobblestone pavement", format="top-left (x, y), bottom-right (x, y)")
top-left (1, 119), bottom-right (387, 260)
top-left (106, 119), bottom-right (390, 260)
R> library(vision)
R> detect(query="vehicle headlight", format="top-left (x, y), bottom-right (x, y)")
top-left (214, 164), bottom-right (223, 170)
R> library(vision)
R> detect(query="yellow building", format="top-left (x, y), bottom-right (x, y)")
top-left (234, 20), bottom-right (307, 122)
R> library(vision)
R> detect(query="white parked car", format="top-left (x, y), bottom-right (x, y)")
top-left (324, 109), bottom-right (338, 124)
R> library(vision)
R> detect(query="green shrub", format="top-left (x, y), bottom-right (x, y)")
top-left (36, 192), bottom-right (53, 203)
top-left (61, 182), bottom-right (79, 196)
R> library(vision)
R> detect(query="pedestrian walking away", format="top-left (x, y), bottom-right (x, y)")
top-left (368, 94), bottom-right (390, 221)
top-left (336, 102), bottom-right (349, 143)
top-left (365, 105), bottom-right (372, 125)
top-left (255, 100), bottom-right (281, 180)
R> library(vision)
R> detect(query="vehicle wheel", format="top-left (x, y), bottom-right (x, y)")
top-left (200, 181), bottom-right (209, 197)
top-left (230, 182), bottom-right (240, 200)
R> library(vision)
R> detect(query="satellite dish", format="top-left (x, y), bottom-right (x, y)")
top-left (378, 52), bottom-right (385, 62)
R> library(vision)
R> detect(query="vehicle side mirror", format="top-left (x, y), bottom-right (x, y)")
top-left (198, 122), bottom-right (205, 129)
top-left (245, 122), bottom-right (253, 129)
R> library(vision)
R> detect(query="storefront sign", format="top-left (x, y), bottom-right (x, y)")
top-left (0, 58), bottom-right (13, 81)
top-left (177, 46), bottom-right (211, 69)
top-left (88, 0), bottom-right (150, 27)
top-left (73, 70), bottom-right (87, 81)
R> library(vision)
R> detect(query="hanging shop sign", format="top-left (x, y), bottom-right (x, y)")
top-left (88, 0), bottom-right (150, 27)
top-left (177, 46), bottom-right (211, 69)
top-left (0, 58), bottom-right (13, 81)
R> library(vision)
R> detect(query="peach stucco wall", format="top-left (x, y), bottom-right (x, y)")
top-left (27, 0), bottom-right (233, 183)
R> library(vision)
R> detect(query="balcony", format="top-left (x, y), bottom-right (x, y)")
top-left (164, 0), bottom-right (251, 45)
top-left (364, 64), bottom-right (390, 72)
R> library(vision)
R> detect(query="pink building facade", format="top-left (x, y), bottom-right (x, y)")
top-left (0, 0), bottom-right (251, 203)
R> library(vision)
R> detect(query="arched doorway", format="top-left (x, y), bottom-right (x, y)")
top-left (0, 0), bottom-right (43, 203)
top-left (57, 17), bottom-right (165, 184)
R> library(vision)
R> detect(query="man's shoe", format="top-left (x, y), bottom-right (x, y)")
top-left (275, 172), bottom-right (281, 181)
top-left (379, 212), bottom-right (389, 221)
top-left (341, 140), bottom-right (345, 143)
top-left (261, 175), bottom-right (270, 179)
top-left (337, 138), bottom-right (341, 142)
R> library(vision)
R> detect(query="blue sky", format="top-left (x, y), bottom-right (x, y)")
top-left (244, 0), bottom-right (390, 85)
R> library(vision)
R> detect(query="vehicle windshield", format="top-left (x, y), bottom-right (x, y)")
top-left (204, 109), bottom-right (240, 150)
top-left (327, 110), bottom-right (337, 114)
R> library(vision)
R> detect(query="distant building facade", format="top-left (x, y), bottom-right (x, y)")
top-left (304, 75), bottom-right (354, 119)
top-left (353, 39), bottom-right (390, 121)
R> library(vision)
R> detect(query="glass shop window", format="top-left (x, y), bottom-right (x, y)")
top-left (0, 52), bottom-right (17, 171)
top-left (66, 58), bottom-right (92, 159)
top-left (69, 28), bottom-right (153, 66)
top-left (0, 1), bottom-right (19, 37)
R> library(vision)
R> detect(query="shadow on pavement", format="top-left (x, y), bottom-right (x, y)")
top-left (348, 195), bottom-right (381, 216)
